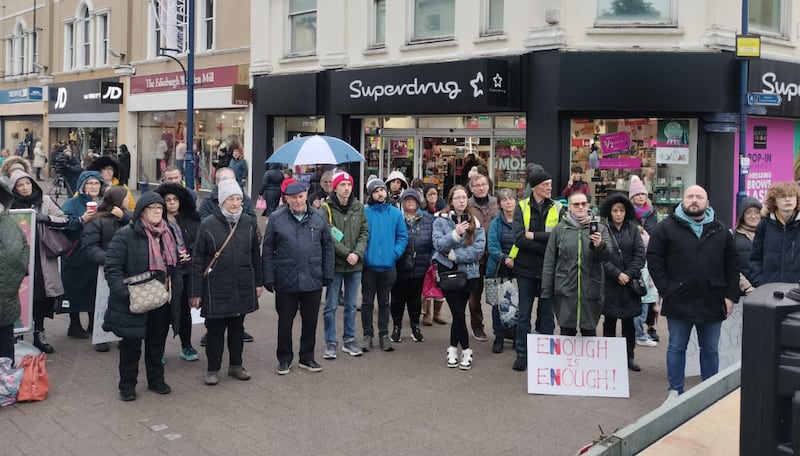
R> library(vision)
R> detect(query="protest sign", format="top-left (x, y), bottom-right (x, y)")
top-left (528, 334), bottom-right (629, 398)
top-left (92, 266), bottom-right (121, 345)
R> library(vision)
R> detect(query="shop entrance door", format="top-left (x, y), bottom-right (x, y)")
top-left (420, 135), bottom-right (491, 197)
top-left (364, 135), bottom-right (416, 181)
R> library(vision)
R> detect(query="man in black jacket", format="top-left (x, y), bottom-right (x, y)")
top-left (509, 170), bottom-right (563, 371)
top-left (647, 185), bottom-right (739, 401)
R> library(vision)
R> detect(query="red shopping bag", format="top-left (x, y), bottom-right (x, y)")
top-left (17, 353), bottom-right (49, 402)
top-left (422, 264), bottom-right (444, 299)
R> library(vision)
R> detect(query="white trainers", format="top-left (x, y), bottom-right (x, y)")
top-left (662, 390), bottom-right (680, 406)
top-left (446, 346), bottom-right (458, 368)
top-left (636, 338), bottom-right (658, 347)
top-left (459, 348), bottom-right (473, 370)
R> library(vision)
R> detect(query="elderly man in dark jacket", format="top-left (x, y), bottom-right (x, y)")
top-left (191, 180), bottom-right (262, 386)
top-left (263, 182), bottom-right (334, 375)
top-left (647, 185), bottom-right (739, 401)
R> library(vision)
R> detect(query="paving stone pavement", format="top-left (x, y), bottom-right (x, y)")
top-left (3, 293), bottom-right (686, 456)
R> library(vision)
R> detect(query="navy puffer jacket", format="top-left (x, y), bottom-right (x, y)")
top-left (749, 212), bottom-right (800, 286)
top-left (397, 210), bottom-right (434, 280)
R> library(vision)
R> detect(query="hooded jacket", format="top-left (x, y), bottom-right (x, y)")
top-left (322, 195), bottom-right (369, 273)
top-left (397, 209), bottom-right (435, 280)
top-left (103, 192), bottom-right (172, 339)
top-left (0, 156), bottom-right (32, 177)
top-left (734, 196), bottom-right (761, 291)
top-left (750, 209), bottom-right (800, 287)
top-left (87, 156), bottom-right (136, 211)
top-left (364, 201), bottom-right (408, 271)
top-left (599, 194), bottom-right (646, 319)
top-left (0, 177), bottom-right (29, 326)
top-left (62, 170), bottom-right (107, 241)
top-left (385, 171), bottom-right (408, 207)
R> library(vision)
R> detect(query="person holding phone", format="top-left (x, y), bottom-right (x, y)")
top-left (562, 166), bottom-right (592, 202)
top-left (541, 191), bottom-right (613, 337)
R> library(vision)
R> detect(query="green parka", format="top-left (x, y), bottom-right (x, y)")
top-left (541, 215), bottom-right (614, 331)
top-left (322, 196), bottom-right (369, 273)
top-left (0, 178), bottom-right (30, 327)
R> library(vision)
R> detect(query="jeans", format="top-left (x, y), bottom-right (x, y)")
top-left (204, 315), bottom-right (245, 372)
top-left (391, 277), bottom-right (424, 327)
top-left (515, 277), bottom-right (555, 356)
top-left (666, 317), bottom-right (722, 393)
top-left (276, 290), bottom-right (322, 365)
top-left (634, 302), bottom-right (651, 340)
top-left (361, 268), bottom-right (396, 337)
top-left (118, 304), bottom-right (170, 392)
top-left (324, 271), bottom-right (361, 344)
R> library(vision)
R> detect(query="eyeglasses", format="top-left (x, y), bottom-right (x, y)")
top-left (571, 202), bottom-right (588, 207)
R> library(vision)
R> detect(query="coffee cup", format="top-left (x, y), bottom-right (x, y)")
top-left (86, 201), bottom-right (98, 214)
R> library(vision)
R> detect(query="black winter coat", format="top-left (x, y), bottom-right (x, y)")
top-left (103, 194), bottom-right (175, 339)
top-left (512, 198), bottom-right (561, 279)
top-left (397, 211), bottom-right (434, 280)
top-left (646, 213), bottom-right (739, 322)
top-left (749, 213), bottom-right (800, 286)
top-left (602, 222), bottom-right (646, 319)
top-left (262, 205), bottom-right (334, 293)
top-left (259, 168), bottom-right (284, 217)
top-left (191, 212), bottom-right (261, 319)
top-left (734, 230), bottom-right (754, 288)
top-left (82, 214), bottom-right (131, 266)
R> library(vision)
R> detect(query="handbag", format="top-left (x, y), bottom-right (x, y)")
top-left (630, 278), bottom-right (648, 297)
top-left (422, 264), bottom-right (444, 299)
top-left (435, 262), bottom-right (468, 291)
top-left (16, 353), bottom-right (49, 402)
top-left (0, 357), bottom-right (23, 407)
top-left (255, 196), bottom-right (267, 211)
top-left (37, 224), bottom-right (71, 258)
top-left (125, 271), bottom-right (170, 314)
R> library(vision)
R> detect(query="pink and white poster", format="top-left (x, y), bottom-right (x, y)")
top-left (733, 118), bottom-right (799, 207)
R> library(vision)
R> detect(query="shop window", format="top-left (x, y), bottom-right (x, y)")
top-left (495, 115), bottom-right (526, 129)
top-left (569, 118), bottom-right (697, 220)
top-left (483, 0), bottom-right (504, 36)
top-left (77, 4), bottom-right (92, 67)
top-left (411, 0), bottom-right (455, 42)
top-left (595, 0), bottom-right (676, 27)
top-left (749, 0), bottom-right (786, 38)
top-left (64, 22), bottom-right (74, 70)
top-left (289, 0), bottom-right (317, 56)
top-left (150, 0), bottom-right (188, 57)
top-left (200, 0), bottom-right (215, 51)
top-left (96, 12), bottom-right (109, 66)
top-left (372, 0), bottom-right (386, 47)
top-left (493, 138), bottom-right (526, 199)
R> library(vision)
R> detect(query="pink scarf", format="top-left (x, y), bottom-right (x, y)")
top-left (140, 217), bottom-right (178, 272)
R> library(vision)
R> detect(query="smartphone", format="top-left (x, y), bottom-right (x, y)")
top-left (589, 221), bottom-right (599, 235)
top-left (460, 213), bottom-right (471, 224)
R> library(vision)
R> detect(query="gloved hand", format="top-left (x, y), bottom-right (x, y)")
top-left (323, 279), bottom-right (332, 287)
top-left (264, 284), bottom-right (275, 293)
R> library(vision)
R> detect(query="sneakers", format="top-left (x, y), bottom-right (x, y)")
top-left (147, 382), bottom-right (171, 395)
top-left (663, 390), bottom-right (680, 405)
top-left (181, 347), bottom-right (200, 361)
top-left (459, 348), bottom-right (473, 370)
top-left (390, 326), bottom-right (402, 343)
top-left (298, 359), bottom-right (323, 372)
top-left (379, 334), bottom-right (394, 352)
top-left (512, 356), bottom-right (527, 371)
top-left (446, 346), bottom-right (459, 368)
top-left (410, 326), bottom-right (424, 342)
top-left (323, 342), bottom-right (338, 359)
top-left (473, 329), bottom-right (488, 342)
top-left (342, 340), bottom-right (364, 356)
top-left (492, 337), bottom-right (504, 353)
top-left (33, 330), bottom-right (54, 354)
top-left (119, 389), bottom-right (136, 401)
top-left (361, 335), bottom-right (373, 352)
top-left (200, 333), bottom-right (208, 347)
top-left (205, 371), bottom-right (220, 385)
top-left (67, 324), bottom-right (90, 339)
top-left (648, 327), bottom-right (660, 342)
top-left (228, 366), bottom-right (251, 380)
top-left (276, 362), bottom-right (291, 375)
top-left (636, 338), bottom-right (658, 347)
top-left (94, 343), bottom-right (110, 352)
top-left (242, 330), bottom-right (254, 343)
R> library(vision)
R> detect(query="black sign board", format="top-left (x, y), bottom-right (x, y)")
top-left (329, 57), bottom-right (518, 115)
top-left (100, 81), bottom-right (124, 104)
top-left (48, 78), bottom-right (120, 114)
top-left (749, 59), bottom-right (800, 118)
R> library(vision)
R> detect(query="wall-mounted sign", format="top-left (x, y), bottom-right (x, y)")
top-left (100, 81), bottom-right (124, 104)
top-left (231, 83), bottom-right (251, 105)
top-left (130, 65), bottom-right (248, 94)
top-left (0, 87), bottom-right (43, 104)
top-left (329, 57), bottom-right (519, 115)
top-left (48, 78), bottom-right (120, 114)
top-left (749, 60), bottom-right (800, 118)
top-left (736, 35), bottom-right (761, 58)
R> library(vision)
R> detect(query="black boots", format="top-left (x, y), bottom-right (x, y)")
top-left (33, 330), bottom-right (54, 354)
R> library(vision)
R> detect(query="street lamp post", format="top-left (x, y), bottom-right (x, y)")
top-left (185, 0), bottom-right (195, 190)
top-left (737, 1), bottom-right (749, 212)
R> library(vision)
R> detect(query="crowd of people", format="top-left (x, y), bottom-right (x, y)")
top-left (3, 148), bottom-right (798, 403)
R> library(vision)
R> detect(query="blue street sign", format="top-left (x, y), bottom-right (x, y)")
top-left (747, 92), bottom-right (782, 106)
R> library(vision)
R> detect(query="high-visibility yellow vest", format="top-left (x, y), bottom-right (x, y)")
top-left (508, 198), bottom-right (562, 259)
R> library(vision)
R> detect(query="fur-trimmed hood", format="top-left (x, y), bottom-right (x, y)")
top-left (0, 156), bottom-right (32, 177)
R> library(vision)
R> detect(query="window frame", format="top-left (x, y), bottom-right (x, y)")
top-left (594, 0), bottom-right (677, 28)
top-left (409, 0), bottom-right (456, 43)
top-left (371, 0), bottom-right (386, 48)
top-left (748, 0), bottom-right (788, 39)
top-left (95, 10), bottom-right (109, 66)
top-left (287, 0), bottom-right (317, 56)
top-left (198, 0), bottom-right (215, 51)
top-left (64, 21), bottom-right (75, 71)
top-left (77, 4), bottom-right (92, 68)
top-left (482, 0), bottom-right (504, 36)
top-left (149, 0), bottom-right (189, 58)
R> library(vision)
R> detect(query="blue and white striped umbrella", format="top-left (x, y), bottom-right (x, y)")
top-left (265, 135), bottom-right (365, 166)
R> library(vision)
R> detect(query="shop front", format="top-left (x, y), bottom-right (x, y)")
top-left (127, 65), bottom-right (249, 190)
top-left (0, 87), bottom-right (44, 156)
top-left (737, 59), bottom-right (800, 214)
top-left (47, 78), bottom-right (120, 160)
top-left (328, 57), bottom-right (524, 198)
top-left (527, 51), bottom-right (739, 225)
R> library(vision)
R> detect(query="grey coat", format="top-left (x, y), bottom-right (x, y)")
top-left (541, 216), bottom-right (614, 331)
top-left (37, 196), bottom-right (67, 297)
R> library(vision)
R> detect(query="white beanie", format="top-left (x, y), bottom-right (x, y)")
top-left (217, 179), bottom-right (243, 206)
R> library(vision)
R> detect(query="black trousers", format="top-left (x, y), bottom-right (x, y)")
top-left (0, 324), bottom-right (14, 360)
top-left (390, 277), bottom-right (424, 327)
top-left (561, 327), bottom-right (597, 337)
top-left (176, 274), bottom-right (192, 348)
top-left (603, 316), bottom-right (636, 359)
top-left (361, 268), bottom-right (396, 337)
top-left (118, 303), bottom-right (170, 392)
top-left (276, 290), bottom-right (321, 365)
top-left (204, 314), bottom-right (245, 372)
top-left (443, 288), bottom-right (470, 349)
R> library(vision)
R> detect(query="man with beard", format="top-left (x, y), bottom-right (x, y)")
top-left (646, 185), bottom-right (739, 402)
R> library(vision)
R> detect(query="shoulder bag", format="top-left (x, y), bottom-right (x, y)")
top-left (609, 227), bottom-right (647, 297)
top-left (37, 223), bottom-right (72, 258)
top-left (204, 220), bottom-right (238, 277)
top-left (125, 271), bottom-right (170, 314)
top-left (435, 262), bottom-right (468, 291)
